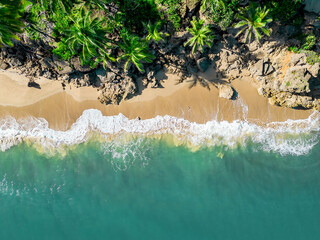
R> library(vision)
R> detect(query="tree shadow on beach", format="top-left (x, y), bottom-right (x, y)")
top-left (185, 58), bottom-right (229, 91)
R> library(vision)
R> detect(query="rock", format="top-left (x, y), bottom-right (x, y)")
top-left (227, 68), bottom-right (241, 79)
top-left (71, 57), bottom-right (91, 73)
top-left (62, 75), bottom-right (69, 81)
top-left (181, 0), bottom-right (201, 18)
top-left (264, 62), bottom-right (275, 76)
top-left (122, 76), bottom-right (136, 99)
top-left (54, 59), bottom-right (73, 75)
top-left (78, 79), bottom-right (87, 87)
top-left (227, 54), bottom-right (239, 64)
top-left (285, 25), bottom-right (298, 37)
top-left (142, 78), bottom-right (149, 87)
top-left (42, 70), bottom-right (53, 79)
top-left (7, 58), bottom-right (23, 67)
top-left (151, 79), bottom-right (160, 88)
top-left (252, 59), bottom-right (275, 76)
top-left (27, 80), bottom-right (41, 89)
top-left (147, 70), bottom-right (155, 80)
top-left (106, 72), bottom-right (116, 82)
top-left (290, 53), bottom-right (306, 66)
top-left (269, 92), bottom-right (315, 109)
top-left (39, 58), bottom-right (54, 70)
top-left (95, 68), bottom-right (107, 78)
top-left (0, 61), bottom-right (9, 70)
top-left (248, 42), bottom-right (259, 51)
top-left (258, 87), bottom-right (269, 97)
top-left (95, 67), bottom-right (106, 86)
top-left (98, 75), bottom-right (137, 105)
top-left (308, 62), bottom-right (320, 77)
top-left (196, 57), bottom-right (210, 72)
top-left (219, 85), bottom-right (234, 99)
top-left (186, 63), bottom-right (198, 75)
top-left (253, 60), bottom-right (264, 76)
top-left (81, 74), bottom-right (91, 86)
top-left (280, 66), bottom-right (313, 94)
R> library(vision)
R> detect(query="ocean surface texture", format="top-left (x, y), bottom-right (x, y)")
top-left (1, 110), bottom-right (320, 240)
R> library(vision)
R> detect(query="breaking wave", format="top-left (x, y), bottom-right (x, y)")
top-left (0, 109), bottom-right (319, 156)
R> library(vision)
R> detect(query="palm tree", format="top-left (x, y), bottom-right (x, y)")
top-left (235, 2), bottom-right (272, 43)
top-left (0, 0), bottom-right (24, 47)
top-left (184, 17), bottom-right (214, 55)
top-left (144, 21), bottom-right (165, 44)
top-left (117, 33), bottom-right (155, 73)
top-left (62, 7), bottom-right (113, 64)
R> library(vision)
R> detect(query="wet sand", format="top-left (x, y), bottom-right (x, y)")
top-left (0, 69), bottom-right (313, 131)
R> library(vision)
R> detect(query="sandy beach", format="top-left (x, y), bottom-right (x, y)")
top-left (0, 69), bottom-right (314, 131)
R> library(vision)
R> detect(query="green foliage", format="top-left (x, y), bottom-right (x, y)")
top-left (32, 0), bottom-right (77, 13)
top-left (155, 0), bottom-right (181, 30)
top-left (201, 0), bottom-right (241, 31)
top-left (302, 35), bottom-right (316, 51)
top-left (263, 0), bottom-right (303, 24)
top-left (144, 21), bottom-right (165, 43)
top-left (201, 0), bottom-right (225, 11)
top-left (24, 3), bottom-right (46, 40)
top-left (0, 0), bottom-right (24, 47)
top-left (304, 51), bottom-right (320, 66)
top-left (288, 48), bottom-right (320, 66)
top-left (53, 7), bottom-right (114, 65)
top-left (185, 17), bottom-right (214, 54)
top-left (288, 46), bottom-right (299, 53)
top-left (288, 32), bottom-right (317, 52)
top-left (118, 0), bottom-right (160, 34)
top-left (117, 33), bottom-right (155, 73)
top-left (52, 40), bottom-right (73, 61)
top-left (235, 2), bottom-right (272, 43)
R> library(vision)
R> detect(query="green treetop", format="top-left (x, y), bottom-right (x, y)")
top-left (235, 2), bottom-right (273, 43)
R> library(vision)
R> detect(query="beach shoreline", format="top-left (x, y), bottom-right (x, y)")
top-left (0, 69), bottom-right (314, 131)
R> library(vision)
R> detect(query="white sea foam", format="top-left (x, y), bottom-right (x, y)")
top-left (0, 109), bottom-right (319, 156)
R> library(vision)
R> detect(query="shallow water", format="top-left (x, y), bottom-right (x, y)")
top-left (1, 136), bottom-right (320, 240)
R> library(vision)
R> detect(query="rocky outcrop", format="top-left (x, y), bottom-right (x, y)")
top-left (252, 58), bottom-right (274, 76)
top-left (255, 49), bottom-right (320, 110)
top-left (280, 66), bottom-right (316, 94)
top-left (54, 59), bottom-right (73, 75)
top-left (71, 57), bottom-right (91, 73)
top-left (181, 0), bottom-right (201, 19)
top-left (98, 74), bottom-right (136, 105)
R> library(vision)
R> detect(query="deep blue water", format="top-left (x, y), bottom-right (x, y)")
top-left (0, 139), bottom-right (320, 240)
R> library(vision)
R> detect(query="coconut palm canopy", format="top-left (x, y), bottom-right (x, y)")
top-left (0, 0), bottom-right (24, 47)
top-left (117, 33), bottom-right (155, 73)
top-left (235, 2), bottom-right (273, 43)
top-left (184, 17), bottom-right (214, 55)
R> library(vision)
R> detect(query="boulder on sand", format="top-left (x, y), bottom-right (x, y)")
top-left (219, 84), bottom-right (235, 99)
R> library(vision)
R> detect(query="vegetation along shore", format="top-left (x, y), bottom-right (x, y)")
top-left (0, 0), bottom-right (320, 121)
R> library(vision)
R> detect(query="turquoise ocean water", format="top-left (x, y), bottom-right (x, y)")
top-left (1, 110), bottom-right (320, 240)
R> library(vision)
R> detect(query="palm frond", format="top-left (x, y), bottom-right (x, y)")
top-left (185, 17), bottom-right (214, 55)
top-left (235, 2), bottom-right (273, 43)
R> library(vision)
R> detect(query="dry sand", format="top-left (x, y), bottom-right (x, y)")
top-left (0, 68), bottom-right (314, 131)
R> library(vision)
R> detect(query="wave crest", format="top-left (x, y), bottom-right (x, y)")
top-left (0, 109), bottom-right (319, 155)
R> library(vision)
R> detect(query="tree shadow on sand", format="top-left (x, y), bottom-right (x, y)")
top-left (185, 59), bottom-right (229, 91)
